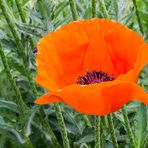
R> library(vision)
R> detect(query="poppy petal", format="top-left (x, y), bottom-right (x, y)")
top-left (118, 43), bottom-right (148, 82)
top-left (35, 18), bottom-right (148, 116)
top-left (36, 40), bottom-right (66, 90)
top-left (35, 93), bottom-right (61, 104)
top-left (103, 20), bottom-right (144, 77)
top-left (36, 29), bottom-right (89, 87)
top-left (36, 19), bottom-right (145, 91)
top-left (35, 81), bottom-right (148, 115)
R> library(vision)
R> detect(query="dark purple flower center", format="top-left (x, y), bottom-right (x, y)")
top-left (77, 70), bottom-right (114, 85)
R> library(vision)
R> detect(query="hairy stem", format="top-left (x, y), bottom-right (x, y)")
top-left (54, 103), bottom-right (70, 148)
top-left (0, 43), bottom-right (33, 148)
top-left (38, 107), bottom-right (60, 148)
top-left (95, 116), bottom-right (101, 148)
top-left (0, 43), bottom-right (26, 120)
top-left (132, 0), bottom-right (144, 34)
top-left (99, 0), bottom-right (110, 19)
top-left (122, 107), bottom-right (136, 147)
top-left (15, 0), bottom-right (26, 22)
top-left (92, 0), bottom-right (97, 18)
top-left (107, 114), bottom-right (119, 148)
top-left (69, 0), bottom-right (79, 20)
top-left (0, 0), bottom-right (37, 94)
top-left (0, 0), bottom-right (27, 64)
top-left (83, 115), bottom-right (92, 127)
top-left (15, 0), bottom-right (34, 49)
top-left (25, 137), bottom-right (34, 148)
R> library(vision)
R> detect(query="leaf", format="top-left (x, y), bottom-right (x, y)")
top-left (24, 106), bottom-right (39, 136)
top-left (52, 1), bottom-right (69, 19)
top-left (108, 0), bottom-right (118, 21)
top-left (0, 131), bottom-right (7, 148)
top-left (74, 127), bottom-right (95, 145)
top-left (16, 23), bottom-right (43, 38)
top-left (135, 103), bottom-right (148, 148)
top-left (0, 99), bottom-right (19, 113)
top-left (7, 56), bottom-right (25, 75)
top-left (0, 124), bottom-right (25, 144)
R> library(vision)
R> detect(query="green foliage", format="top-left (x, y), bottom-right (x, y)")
top-left (0, 0), bottom-right (148, 148)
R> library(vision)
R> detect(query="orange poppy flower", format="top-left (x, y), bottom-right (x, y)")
top-left (35, 18), bottom-right (148, 115)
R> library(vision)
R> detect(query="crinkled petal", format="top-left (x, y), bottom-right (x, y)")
top-left (35, 93), bottom-right (61, 104)
top-left (36, 18), bottom-right (144, 91)
top-left (118, 43), bottom-right (148, 82)
top-left (35, 80), bottom-right (148, 115)
top-left (36, 41), bottom-right (66, 91)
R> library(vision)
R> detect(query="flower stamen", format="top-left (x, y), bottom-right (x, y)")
top-left (77, 70), bottom-right (114, 85)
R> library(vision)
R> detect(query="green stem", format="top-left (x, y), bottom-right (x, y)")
top-left (25, 137), bottom-right (33, 148)
top-left (54, 103), bottom-right (70, 148)
top-left (101, 116), bottom-right (108, 128)
top-left (69, 0), bottom-right (79, 20)
top-left (92, 0), bottom-right (97, 18)
top-left (107, 114), bottom-right (119, 148)
top-left (83, 115), bottom-right (91, 127)
top-left (99, 0), bottom-right (110, 19)
top-left (0, 0), bottom-right (38, 97)
top-left (100, 116), bottom-right (109, 147)
top-left (132, 0), bottom-right (144, 34)
top-left (38, 107), bottom-right (60, 148)
top-left (0, 131), bottom-right (7, 148)
top-left (95, 116), bottom-right (101, 148)
top-left (121, 107), bottom-right (136, 147)
top-left (0, 43), bottom-right (33, 148)
top-left (0, 43), bottom-right (26, 120)
top-left (15, 0), bottom-right (26, 22)
top-left (14, 0), bottom-right (34, 49)
top-left (0, 0), bottom-right (27, 63)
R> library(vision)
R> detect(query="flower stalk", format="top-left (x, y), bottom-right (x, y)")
top-left (121, 107), bottom-right (136, 147)
top-left (0, 43), bottom-right (26, 121)
top-left (92, 0), bottom-right (97, 18)
top-left (107, 114), bottom-right (119, 148)
top-left (83, 115), bottom-right (92, 127)
top-left (54, 103), bottom-right (70, 148)
top-left (95, 116), bottom-right (101, 148)
top-left (25, 137), bottom-right (34, 148)
top-left (15, 0), bottom-right (26, 22)
top-left (132, 0), bottom-right (144, 34)
top-left (0, 0), bottom-right (27, 64)
top-left (69, 0), bottom-right (79, 20)
top-left (14, 0), bottom-right (34, 49)
top-left (99, 0), bottom-right (110, 19)
top-left (38, 107), bottom-right (61, 148)
top-left (0, 43), bottom-right (33, 148)
top-left (0, 0), bottom-right (37, 94)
